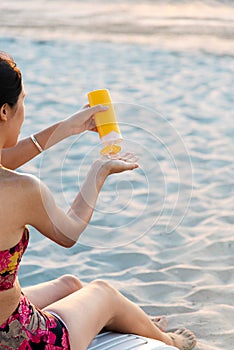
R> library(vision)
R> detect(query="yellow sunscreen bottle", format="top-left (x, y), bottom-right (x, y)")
top-left (88, 89), bottom-right (122, 156)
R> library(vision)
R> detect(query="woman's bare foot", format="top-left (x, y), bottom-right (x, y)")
top-left (167, 328), bottom-right (197, 350)
top-left (150, 315), bottom-right (168, 332)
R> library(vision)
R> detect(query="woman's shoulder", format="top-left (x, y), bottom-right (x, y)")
top-left (0, 170), bottom-right (42, 237)
top-left (0, 167), bottom-right (41, 192)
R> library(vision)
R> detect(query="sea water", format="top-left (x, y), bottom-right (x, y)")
top-left (0, 1), bottom-right (233, 349)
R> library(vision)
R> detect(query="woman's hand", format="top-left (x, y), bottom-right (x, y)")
top-left (96, 152), bottom-right (139, 178)
top-left (64, 104), bottom-right (108, 135)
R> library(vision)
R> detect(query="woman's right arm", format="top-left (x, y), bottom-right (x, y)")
top-left (22, 155), bottom-right (138, 247)
top-left (1, 105), bottom-right (105, 170)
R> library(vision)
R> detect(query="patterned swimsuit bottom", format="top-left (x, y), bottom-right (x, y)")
top-left (0, 293), bottom-right (70, 350)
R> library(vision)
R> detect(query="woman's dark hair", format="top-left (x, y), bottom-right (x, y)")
top-left (0, 51), bottom-right (22, 108)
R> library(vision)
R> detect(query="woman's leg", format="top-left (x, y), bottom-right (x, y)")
top-left (44, 279), bottom-right (196, 350)
top-left (23, 275), bottom-right (168, 331)
top-left (22, 274), bottom-right (83, 309)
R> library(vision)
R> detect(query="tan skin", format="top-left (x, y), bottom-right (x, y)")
top-left (0, 89), bottom-right (196, 350)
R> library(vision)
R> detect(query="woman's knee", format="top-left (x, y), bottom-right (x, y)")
top-left (90, 279), bottom-right (118, 300)
top-left (58, 274), bottom-right (83, 293)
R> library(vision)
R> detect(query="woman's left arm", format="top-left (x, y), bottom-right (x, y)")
top-left (1, 105), bottom-right (104, 170)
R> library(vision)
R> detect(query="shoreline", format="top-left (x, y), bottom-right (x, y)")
top-left (0, 1), bottom-right (233, 55)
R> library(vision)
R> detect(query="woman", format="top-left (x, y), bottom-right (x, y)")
top-left (0, 51), bottom-right (196, 350)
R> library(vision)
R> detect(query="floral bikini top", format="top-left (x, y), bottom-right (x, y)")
top-left (0, 227), bottom-right (29, 291)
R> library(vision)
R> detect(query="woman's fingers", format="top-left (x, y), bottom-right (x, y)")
top-left (120, 152), bottom-right (139, 163)
top-left (88, 104), bottom-right (109, 115)
top-left (67, 104), bottom-right (108, 134)
top-left (106, 152), bottom-right (139, 163)
top-left (101, 152), bottom-right (139, 175)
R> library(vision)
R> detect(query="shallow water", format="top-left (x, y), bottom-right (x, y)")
top-left (0, 1), bottom-right (234, 349)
